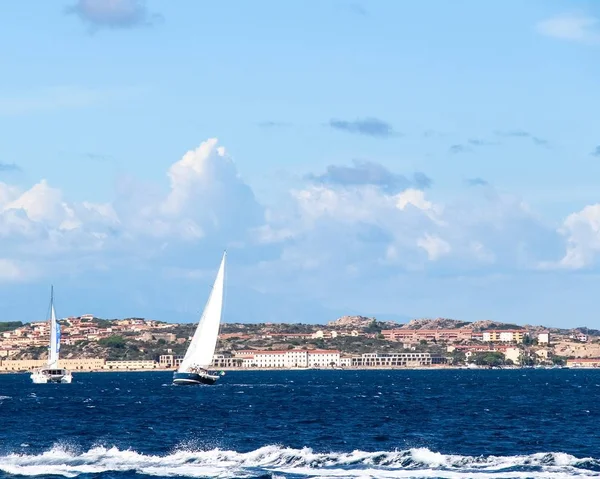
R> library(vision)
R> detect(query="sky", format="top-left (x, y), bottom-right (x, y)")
top-left (0, 0), bottom-right (599, 327)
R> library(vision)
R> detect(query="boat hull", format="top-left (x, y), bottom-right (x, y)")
top-left (31, 369), bottom-right (72, 384)
top-left (172, 371), bottom-right (219, 386)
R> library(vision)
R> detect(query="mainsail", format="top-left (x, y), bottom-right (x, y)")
top-left (47, 287), bottom-right (61, 369)
top-left (178, 252), bottom-right (226, 372)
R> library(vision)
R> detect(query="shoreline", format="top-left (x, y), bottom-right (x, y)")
top-left (0, 365), bottom-right (576, 374)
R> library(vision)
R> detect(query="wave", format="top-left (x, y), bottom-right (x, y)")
top-left (0, 445), bottom-right (599, 478)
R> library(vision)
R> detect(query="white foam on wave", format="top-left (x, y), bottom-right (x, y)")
top-left (0, 445), bottom-right (598, 478)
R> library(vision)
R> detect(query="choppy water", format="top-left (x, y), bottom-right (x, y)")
top-left (0, 369), bottom-right (599, 478)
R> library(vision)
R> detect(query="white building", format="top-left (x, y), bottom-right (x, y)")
top-left (312, 330), bottom-right (339, 339)
top-left (233, 349), bottom-right (341, 368)
top-left (104, 360), bottom-right (157, 370)
top-left (307, 350), bottom-right (340, 367)
top-left (340, 357), bottom-right (353, 367)
top-left (504, 347), bottom-right (521, 364)
top-left (499, 331), bottom-right (515, 342)
top-left (356, 352), bottom-right (446, 367)
top-left (538, 332), bottom-right (550, 344)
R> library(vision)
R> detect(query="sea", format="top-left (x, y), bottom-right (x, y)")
top-left (0, 369), bottom-right (599, 479)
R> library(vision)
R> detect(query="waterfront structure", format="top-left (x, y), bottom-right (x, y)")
top-left (353, 352), bottom-right (446, 367)
top-left (231, 349), bottom-right (341, 368)
top-left (159, 354), bottom-right (184, 368)
top-left (567, 358), bottom-right (600, 368)
top-left (0, 358), bottom-right (105, 371)
top-left (104, 360), bottom-right (157, 370)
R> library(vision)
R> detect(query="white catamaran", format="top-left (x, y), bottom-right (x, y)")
top-left (31, 286), bottom-right (72, 384)
top-left (173, 252), bottom-right (227, 386)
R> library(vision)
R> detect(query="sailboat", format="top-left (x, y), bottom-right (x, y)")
top-left (31, 286), bottom-right (72, 384)
top-left (173, 252), bottom-right (227, 386)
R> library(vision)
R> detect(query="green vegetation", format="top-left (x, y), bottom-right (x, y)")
top-left (0, 321), bottom-right (23, 332)
top-left (552, 355), bottom-right (567, 366)
top-left (484, 323), bottom-right (524, 331)
top-left (92, 319), bottom-right (113, 329)
top-left (363, 320), bottom-right (387, 334)
top-left (98, 335), bottom-right (126, 348)
top-left (470, 351), bottom-right (505, 366)
top-left (449, 349), bottom-right (466, 364)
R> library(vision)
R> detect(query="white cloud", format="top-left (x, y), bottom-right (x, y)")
top-left (536, 13), bottom-right (600, 44)
top-left (551, 204), bottom-right (600, 269)
top-left (0, 140), bottom-right (583, 302)
top-left (2, 144), bottom-right (600, 325)
top-left (417, 234), bottom-right (451, 261)
top-left (0, 138), bottom-right (264, 280)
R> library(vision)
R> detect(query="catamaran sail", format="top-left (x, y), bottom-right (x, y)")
top-left (177, 252), bottom-right (226, 373)
top-left (31, 286), bottom-right (72, 384)
top-left (48, 290), bottom-right (60, 369)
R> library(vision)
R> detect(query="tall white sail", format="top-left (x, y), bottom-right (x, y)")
top-left (178, 252), bottom-right (226, 372)
top-left (48, 288), bottom-right (61, 369)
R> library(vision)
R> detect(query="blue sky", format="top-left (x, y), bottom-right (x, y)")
top-left (0, 0), bottom-right (599, 327)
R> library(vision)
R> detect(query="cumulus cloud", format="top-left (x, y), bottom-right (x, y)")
top-left (0, 140), bottom-right (592, 325)
top-left (65, 0), bottom-right (163, 30)
top-left (305, 160), bottom-right (431, 193)
top-left (551, 204), bottom-right (600, 269)
top-left (0, 138), bottom-right (263, 278)
top-left (329, 117), bottom-right (398, 138)
top-left (536, 13), bottom-right (600, 45)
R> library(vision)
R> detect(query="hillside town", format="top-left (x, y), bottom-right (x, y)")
top-left (0, 314), bottom-right (599, 372)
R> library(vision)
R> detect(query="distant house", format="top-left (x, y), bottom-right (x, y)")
top-left (537, 332), bottom-right (550, 344)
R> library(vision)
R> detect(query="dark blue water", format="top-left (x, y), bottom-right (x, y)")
top-left (0, 370), bottom-right (599, 478)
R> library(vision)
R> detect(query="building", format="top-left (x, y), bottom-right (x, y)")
top-left (570, 334), bottom-right (588, 342)
top-left (104, 360), bottom-right (157, 370)
top-left (308, 350), bottom-right (340, 367)
top-left (212, 354), bottom-right (244, 368)
top-left (312, 330), bottom-right (338, 340)
top-left (482, 330), bottom-right (527, 343)
top-left (567, 358), bottom-right (600, 368)
top-left (159, 354), bottom-right (184, 368)
top-left (0, 358), bottom-right (105, 371)
top-left (232, 349), bottom-right (341, 368)
top-left (504, 347), bottom-right (521, 364)
top-left (353, 352), bottom-right (446, 367)
top-left (381, 329), bottom-right (473, 344)
top-left (537, 332), bottom-right (550, 344)
top-left (138, 332), bottom-right (177, 343)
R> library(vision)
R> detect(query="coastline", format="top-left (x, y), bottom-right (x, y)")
top-left (0, 364), bottom-right (576, 374)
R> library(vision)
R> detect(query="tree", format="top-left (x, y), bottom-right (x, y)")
top-left (450, 350), bottom-right (466, 364)
top-left (471, 351), bottom-right (505, 366)
top-left (0, 321), bottom-right (23, 332)
top-left (98, 335), bottom-right (126, 348)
